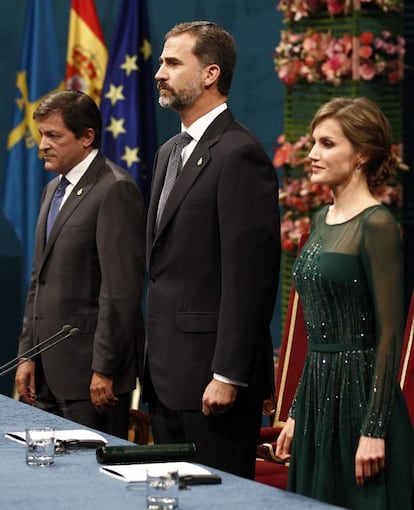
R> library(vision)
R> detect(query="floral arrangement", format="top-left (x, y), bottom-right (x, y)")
top-left (274, 0), bottom-right (406, 255)
top-left (275, 134), bottom-right (407, 251)
top-left (278, 0), bottom-right (403, 22)
top-left (359, 31), bottom-right (405, 83)
top-left (274, 29), bottom-right (405, 86)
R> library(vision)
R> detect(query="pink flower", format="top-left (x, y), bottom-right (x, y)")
top-left (277, 0), bottom-right (403, 21)
top-left (277, 134), bottom-right (286, 144)
top-left (359, 62), bottom-right (376, 80)
top-left (278, 61), bottom-right (302, 86)
top-left (328, 54), bottom-right (345, 71)
top-left (359, 45), bottom-right (373, 59)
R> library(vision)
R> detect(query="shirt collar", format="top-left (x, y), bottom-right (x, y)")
top-left (183, 103), bottom-right (227, 142)
top-left (63, 149), bottom-right (99, 186)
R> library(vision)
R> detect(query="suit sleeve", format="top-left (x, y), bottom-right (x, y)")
top-left (212, 135), bottom-right (280, 383)
top-left (92, 178), bottom-right (145, 376)
top-left (18, 186), bottom-right (49, 357)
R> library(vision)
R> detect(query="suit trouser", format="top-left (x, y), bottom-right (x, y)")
top-left (34, 357), bottom-right (130, 439)
top-left (149, 384), bottom-right (264, 480)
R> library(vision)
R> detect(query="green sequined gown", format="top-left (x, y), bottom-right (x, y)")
top-left (288, 205), bottom-right (413, 509)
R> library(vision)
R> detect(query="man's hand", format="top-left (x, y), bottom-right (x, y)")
top-left (202, 378), bottom-right (238, 416)
top-left (15, 360), bottom-right (36, 404)
top-left (90, 371), bottom-right (118, 413)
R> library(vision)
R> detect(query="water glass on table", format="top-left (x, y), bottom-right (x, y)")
top-left (25, 426), bottom-right (55, 466)
top-left (146, 465), bottom-right (179, 509)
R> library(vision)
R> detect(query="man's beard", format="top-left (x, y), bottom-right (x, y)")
top-left (158, 75), bottom-right (203, 111)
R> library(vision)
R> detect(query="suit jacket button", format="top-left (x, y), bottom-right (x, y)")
top-left (149, 275), bottom-right (156, 284)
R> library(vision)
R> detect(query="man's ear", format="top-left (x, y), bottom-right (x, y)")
top-left (82, 127), bottom-right (95, 149)
top-left (203, 63), bottom-right (221, 87)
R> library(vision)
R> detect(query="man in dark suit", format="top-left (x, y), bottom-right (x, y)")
top-left (15, 90), bottom-right (145, 439)
top-left (145, 21), bottom-right (280, 478)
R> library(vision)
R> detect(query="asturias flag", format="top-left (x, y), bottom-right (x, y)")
top-left (100, 0), bottom-right (157, 207)
top-left (65, 0), bottom-right (107, 105)
top-left (2, 0), bottom-right (64, 287)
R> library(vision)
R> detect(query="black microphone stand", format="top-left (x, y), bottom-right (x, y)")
top-left (0, 326), bottom-right (80, 377)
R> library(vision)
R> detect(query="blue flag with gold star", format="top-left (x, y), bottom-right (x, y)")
top-left (1, 0), bottom-right (64, 287)
top-left (100, 0), bottom-right (156, 208)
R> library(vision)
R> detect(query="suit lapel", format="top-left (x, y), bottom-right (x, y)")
top-left (154, 144), bottom-right (211, 240)
top-left (150, 110), bottom-right (235, 249)
top-left (40, 153), bottom-right (104, 267)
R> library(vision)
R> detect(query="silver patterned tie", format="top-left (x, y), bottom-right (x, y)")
top-left (155, 132), bottom-right (192, 230)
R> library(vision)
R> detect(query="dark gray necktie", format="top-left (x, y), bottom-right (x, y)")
top-left (156, 132), bottom-right (192, 229)
top-left (46, 176), bottom-right (70, 241)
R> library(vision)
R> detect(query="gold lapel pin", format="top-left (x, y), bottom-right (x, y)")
top-left (197, 157), bottom-right (203, 166)
top-left (76, 188), bottom-right (83, 196)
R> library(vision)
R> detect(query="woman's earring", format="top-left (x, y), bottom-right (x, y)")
top-left (356, 161), bottom-right (362, 171)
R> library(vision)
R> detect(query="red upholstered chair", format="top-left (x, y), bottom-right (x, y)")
top-left (255, 234), bottom-right (309, 489)
top-left (399, 290), bottom-right (414, 427)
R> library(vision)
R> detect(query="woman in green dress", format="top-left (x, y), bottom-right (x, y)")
top-left (276, 97), bottom-right (413, 509)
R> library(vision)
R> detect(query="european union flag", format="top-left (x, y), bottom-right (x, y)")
top-left (100, 0), bottom-right (157, 209)
top-left (2, 0), bottom-right (64, 287)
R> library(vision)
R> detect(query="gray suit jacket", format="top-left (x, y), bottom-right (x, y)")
top-left (145, 109), bottom-right (280, 410)
top-left (19, 152), bottom-right (146, 400)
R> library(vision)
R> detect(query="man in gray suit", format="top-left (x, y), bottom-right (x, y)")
top-left (145, 21), bottom-right (280, 478)
top-left (15, 90), bottom-right (145, 439)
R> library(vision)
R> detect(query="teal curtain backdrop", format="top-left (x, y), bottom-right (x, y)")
top-left (0, 0), bottom-right (284, 396)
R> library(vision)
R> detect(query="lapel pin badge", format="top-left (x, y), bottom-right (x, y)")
top-left (197, 157), bottom-right (203, 166)
top-left (76, 188), bottom-right (83, 196)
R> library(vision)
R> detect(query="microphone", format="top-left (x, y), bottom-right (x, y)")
top-left (0, 325), bottom-right (72, 374)
top-left (0, 326), bottom-right (80, 377)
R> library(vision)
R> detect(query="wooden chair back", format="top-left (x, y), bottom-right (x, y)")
top-left (272, 233), bottom-right (309, 428)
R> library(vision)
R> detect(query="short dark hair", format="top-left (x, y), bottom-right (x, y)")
top-left (33, 90), bottom-right (102, 148)
top-left (165, 21), bottom-right (236, 96)
top-left (310, 97), bottom-right (395, 189)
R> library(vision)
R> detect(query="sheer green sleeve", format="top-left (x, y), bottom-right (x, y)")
top-left (360, 207), bottom-right (404, 437)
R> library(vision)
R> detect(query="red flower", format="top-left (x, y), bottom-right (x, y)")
top-left (282, 238), bottom-right (296, 252)
top-left (360, 32), bottom-right (374, 45)
top-left (273, 144), bottom-right (291, 167)
top-left (327, 0), bottom-right (346, 15)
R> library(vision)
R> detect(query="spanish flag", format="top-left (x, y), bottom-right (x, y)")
top-left (65, 0), bottom-right (108, 105)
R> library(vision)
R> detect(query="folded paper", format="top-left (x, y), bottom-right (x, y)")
top-left (100, 461), bottom-right (212, 483)
top-left (6, 429), bottom-right (107, 447)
